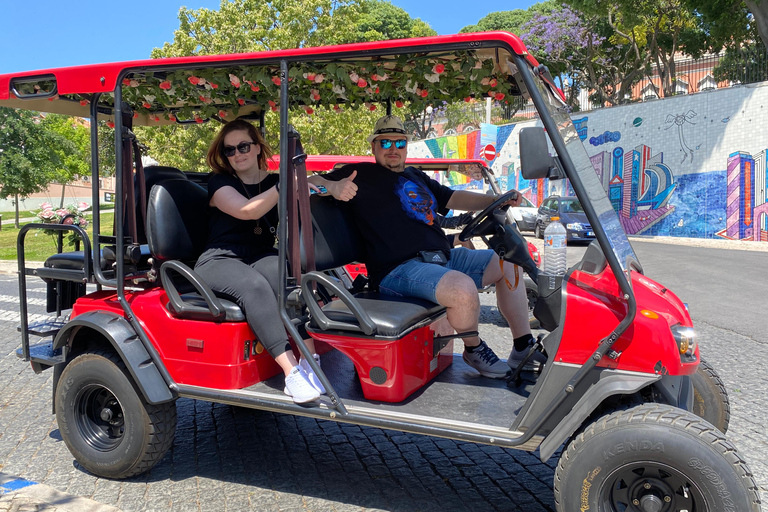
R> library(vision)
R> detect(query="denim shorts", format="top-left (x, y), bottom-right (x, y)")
top-left (378, 248), bottom-right (495, 303)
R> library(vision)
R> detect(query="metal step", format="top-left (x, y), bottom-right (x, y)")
top-left (17, 318), bottom-right (68, 338)
top-left (16, 340), bottom-right (65, 372)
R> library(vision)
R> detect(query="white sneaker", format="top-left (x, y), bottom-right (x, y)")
top-left (283, 367), bottom-right (320, 403)
top-left (300, 354), bottom-right (326, 395)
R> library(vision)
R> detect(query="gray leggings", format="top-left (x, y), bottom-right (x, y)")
top-left (194, 253), bottom-right (291, 359)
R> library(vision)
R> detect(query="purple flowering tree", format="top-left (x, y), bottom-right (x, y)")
top-left (520, 5), bottom-right (600, 108)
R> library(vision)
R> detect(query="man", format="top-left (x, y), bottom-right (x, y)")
top-left (311, 115), bottom-right (541, 378)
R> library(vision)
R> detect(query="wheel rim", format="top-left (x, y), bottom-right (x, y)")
top-left (74, 384), bottom-right (125, 451)
top-left (600, 462), bottom-right (706, 512)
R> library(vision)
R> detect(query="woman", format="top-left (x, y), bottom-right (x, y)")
top-left (195, 119), bottom-right (324, 403)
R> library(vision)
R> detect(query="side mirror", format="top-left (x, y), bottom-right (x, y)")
top-left (519, 127), bottom-right (565, 180)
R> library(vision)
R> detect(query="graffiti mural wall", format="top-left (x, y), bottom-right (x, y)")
top-left (408, 82), bottom-right (768, 242)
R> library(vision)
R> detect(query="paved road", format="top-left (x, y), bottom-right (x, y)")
top-left (0, 238), bottom-right (766, 511)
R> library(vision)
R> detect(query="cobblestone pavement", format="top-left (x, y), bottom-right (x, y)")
top-left (1, 251), bottom-right (766, 511)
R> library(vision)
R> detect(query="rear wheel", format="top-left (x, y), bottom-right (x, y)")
top-left (554, 403), bottom-right (760, 512)
top-left (690, 358), bottom-right (730, 433)
top-left (56, 349), bottom-right (177, 479)
top-left (534, 223), bottom-right (543, 239)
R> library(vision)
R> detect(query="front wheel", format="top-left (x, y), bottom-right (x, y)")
top-left (691, 358), bottom-right (730, 433)
top-left (56, 350), bottom-right (177, 479)
top-left (534, 223), bottom-right (543, 239)
top-left (554, 403), bottom-right (760, 512)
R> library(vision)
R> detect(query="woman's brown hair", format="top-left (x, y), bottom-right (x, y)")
top-left (206, 119), bottom-right (274, 175)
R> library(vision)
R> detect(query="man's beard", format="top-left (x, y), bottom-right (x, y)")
top-left (379, 158), bottom-right (405, 173)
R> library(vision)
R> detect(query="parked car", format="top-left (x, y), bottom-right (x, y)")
top-left (509, 195), bottom-right (538, 232)
top-left (534, 195), bottom-right (596, 242)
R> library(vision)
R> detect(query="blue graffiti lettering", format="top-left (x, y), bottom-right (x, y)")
top-left (589, 131), bottom-right (622, 146)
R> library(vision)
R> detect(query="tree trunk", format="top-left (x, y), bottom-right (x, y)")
top-left (14, 195), bottom-right (20, 229)
top-left (745, 0), bottom-right (768, 54)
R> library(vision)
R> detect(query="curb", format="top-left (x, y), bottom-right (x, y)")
top-left (0, 473), bottom-right (121, 512)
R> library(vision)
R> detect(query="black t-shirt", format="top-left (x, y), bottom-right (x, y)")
top-left (198, 172), bottom-right (279, 263)
top-left (324, 162), bottom-right (454, 287)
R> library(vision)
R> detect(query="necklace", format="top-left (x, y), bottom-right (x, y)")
top-left (235, 172), bottom-right (264, 235)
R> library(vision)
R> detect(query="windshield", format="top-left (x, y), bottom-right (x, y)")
top-left (560, 199), bottom-right (583, 213)
top-left (531, 74), bottom-right (639, 272)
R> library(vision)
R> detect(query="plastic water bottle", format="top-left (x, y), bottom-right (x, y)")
top-left (541, 221), bottom-right (567, 289)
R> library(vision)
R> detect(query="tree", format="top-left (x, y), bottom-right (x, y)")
top-left (519, 5), bottom-right (603, 108)
top-left (459, 6), bottom-right (555, 35)
top-left (139, 0), bottom-right (436, 170)
top-left (42, 114), bottom-right (91, 207)
top-left (681, 0), bottom-right (763, 52)
top-left (0, 108), bottom-right (75, 227)
top-left (566, 0), bottom-right (711, 104)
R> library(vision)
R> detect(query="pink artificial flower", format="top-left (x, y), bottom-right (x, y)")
top-left (107, 121), bottom-right (115, 128)
top-left (218, 110), bottom-right (227, 118)
top-left (481, 77), bottom-right (490, 86)
top-left (133, 112), bottom-right (139, 118)
top-left (79, 218), bottom-right (88, 227)
top-left (154, 116), bottom-right (161, 122)
top-left (55, 209), bottom-right (69, 218)
top-left (199, 95), bottom-right (212, 104)
top-left (195, 116), bottom-right (204, 124)
top-left (40, 202), bottom-right (53, 210)
top-left (305, 106), bottom-right (314, 115)
top-left (123, 79), bottom-right (131, 87)
top-left (268, 100), bottom-right (276, 107)
top-left (314, 74), bottom-right (324, 83)
top-left (80, 99), bottom-right (89, 106)
top-left (395, 100), bottom-right (404, 108)
top-left (238, 98), bottom-right (245, 106)
top-left (349, 72), bottom-right (359, 83)
top-left (369, 104), bottom-right (376, 111)
top-left (229, 74), bottom-right (241, 88)
top-left (333, 104), bottom-right (341, 111)
top-left (420, 89), bottom-right (428, 98)
top-left (78, 202), bottom-right (88, 210)
top-left (210, 83), bottom-right (218, 89)
top-left (375, 86), bottom-right (380, 94)
top-left (271, 105), bottom-right (278, 112)
top-left (159, 81), bottom-right (172, 90)
top-left (433, 63), bottom-right (445, 74)
top-left (464, 96), bottom-right (472, 102)
top-left (357, 78), bottom-right (367, 88)
top-left (311, 89), bottom-right (321, 101)
top-left (489, 78), bottom-right (498, 88)
top-left (188, 76), bottom-right (200, 85)
top-left (306, 73), bottom-right (316, 81)
top-left (142, 102), bottom-right (152, 109)
top-left (494, 92), bottom-right (505, 100)
top-left (271, 76), bottom-right (281, 86)
top-left (371, 73), bottom-right (379, 81)
top-left (168, 115), bottom-right (177, 122)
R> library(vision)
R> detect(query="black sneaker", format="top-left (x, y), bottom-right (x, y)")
top-left (463, 340), bottom-right (509, 379)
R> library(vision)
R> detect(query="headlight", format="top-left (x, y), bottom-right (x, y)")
top-left (566, 222), bottom-right (584, 231)
top-left (670, 323), bottom-right (697, 361)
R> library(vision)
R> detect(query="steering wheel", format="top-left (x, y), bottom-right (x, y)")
top-left (458, 189), bottom-right (519, 242)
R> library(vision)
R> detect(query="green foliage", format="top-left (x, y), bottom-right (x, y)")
top-left (0, 107), bottom-right (73, 204)
top-left (459, 2), bottom-right (557, 35)
top-left (41, 114), bottom-right (91, 187)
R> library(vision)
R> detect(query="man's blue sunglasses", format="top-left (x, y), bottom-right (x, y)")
top-left (378, 139), bottom-right (407, 149)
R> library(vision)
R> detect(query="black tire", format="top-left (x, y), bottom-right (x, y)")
top-left (554, 403), bottom-right (760, 512)
top-left (55, 350), bottom-right (177, 479)
top-left (534, 223), bottom-right (543, 239)
top-left (525, 279), bottom-right (540, 329)
top-left (691, 358), bottom-right (730, 434)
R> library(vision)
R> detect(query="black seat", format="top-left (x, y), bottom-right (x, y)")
top-left (146, 179), bottom-right (244, 322)
top-left (304, 195), bottom-right (446, 337)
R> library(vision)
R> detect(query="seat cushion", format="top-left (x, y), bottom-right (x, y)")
top-left (44, 250), bottom-right (108, 271)
top-left (311, 291), bottom-right (445, 338)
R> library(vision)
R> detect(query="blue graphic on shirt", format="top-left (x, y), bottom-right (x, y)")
top-left (397, 176), bottom-right (436, 225)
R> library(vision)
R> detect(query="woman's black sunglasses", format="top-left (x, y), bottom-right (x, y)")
top-left (378, 139), bottom-right (407, 149)
top-left (222, 141), bottom-right (255, 157)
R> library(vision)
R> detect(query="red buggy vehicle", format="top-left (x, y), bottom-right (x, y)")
top-left (2, 31), bottom-right (759, 511)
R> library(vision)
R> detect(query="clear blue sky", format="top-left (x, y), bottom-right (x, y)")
top-left (0, 0), bottom-right (535, 75)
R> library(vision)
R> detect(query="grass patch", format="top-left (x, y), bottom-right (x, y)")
top-left (0, 213), bottom-right (115, 262)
